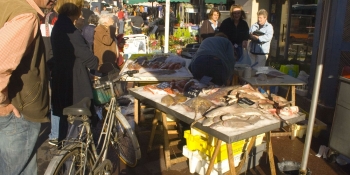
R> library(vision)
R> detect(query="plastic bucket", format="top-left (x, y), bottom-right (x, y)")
top-left (277, 161), bottom-right (311, 175)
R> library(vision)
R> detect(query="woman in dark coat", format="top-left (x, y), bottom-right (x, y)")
top-left (219, 4), bottom-right (249, 60)
top-left (200, 8), bottom-right (221, 42)
top-left (50, 0), bottom-right (99, 141)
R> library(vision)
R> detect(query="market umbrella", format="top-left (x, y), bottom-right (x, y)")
top-left (300, 0), bottom-right (331, 174)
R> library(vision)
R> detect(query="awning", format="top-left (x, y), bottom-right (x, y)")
top-left (157, 0), bottom-right (190, 2)
top-left (127, 0), bottom-right (147, 5)
top-left (204, 0), bottom-right (222, 4)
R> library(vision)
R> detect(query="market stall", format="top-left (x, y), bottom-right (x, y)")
top-left (129, 81), bottom-right (306, 174)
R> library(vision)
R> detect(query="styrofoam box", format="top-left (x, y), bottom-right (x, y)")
top-left (183, 142), bottom-right (266, 175)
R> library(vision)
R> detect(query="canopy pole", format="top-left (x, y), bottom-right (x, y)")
top-left (300, 0), bottom-right (331, 173)
top-left (164, 0), bottom-right (170, 53)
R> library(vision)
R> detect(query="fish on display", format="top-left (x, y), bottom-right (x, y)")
top-left (161, 95), bottom-right (176, 106)
top-left (205, 103), bottom-right (262, 118)
top-left (205, 86), bottom-right (239, 103)
top-left (202, 116), bottom-right (222, 126)
top-left (210, 115), bottom-right (262, 129)
top-left (139, 69), bottom-right (176, 75)
top-left (182, 96), bottom-right (214, 119)
top-left (174, 94), bottom-right (187, 103)
top-left (270, 94), bottom-right (292, 107)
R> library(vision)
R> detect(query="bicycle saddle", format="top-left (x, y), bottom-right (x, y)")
top-left (63, 97), bottom-right (92, 116)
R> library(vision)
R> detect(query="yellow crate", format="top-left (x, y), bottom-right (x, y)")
top-left (184, 129), bottom-right (264, 163)
top-left (205, 140), bottom-right (245, 163)
top-left (292, 118), bottom-right (327, 138)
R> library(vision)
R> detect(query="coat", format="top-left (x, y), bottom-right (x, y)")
top-left (94, 24), bottom-right (118, 73)
top-left (50, 14), bottom-right (99, 116)
top-left (200, 19), bottom-right (221, 41)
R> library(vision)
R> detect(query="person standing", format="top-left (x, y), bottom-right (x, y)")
top-left (94, 6), bottom-right (100, 15)
top-left (131, 12), bottom-right (144, 34)
top-left (200, 8), bottom-right (221, 42)
top-left (117, 9), bottom-right (125, 34)
top-left (101, 6), bottom-right (109, 14)
top-left (248, 9), bottom-right (274, 67)
top-left (40, 0), bottom-right (59, 146)
top-left (0, 0), bottom-right (50, 174)
top-left (190, 33), bottom-right (235, 86)
top-left (50, 0), bottom-right (99, 142)
top-left (94, 14), bottom-right (119, 74)
top-left (82, 1), bottom-right (94, 27)
top-left (82, 14), bottom-right (99, 51)
top-left (219, 4), bottom-right (249, 61)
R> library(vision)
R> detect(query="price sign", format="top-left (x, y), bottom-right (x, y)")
top-left (184, 87), bottom-right (201, 98)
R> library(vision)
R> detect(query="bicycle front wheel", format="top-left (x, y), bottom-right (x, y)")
top-left (45, 144), bottom-right (95, 175)
top-left (111, 110), bottom-right (141, 167)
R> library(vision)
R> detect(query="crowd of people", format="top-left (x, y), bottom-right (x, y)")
top-left (0, 0), bottom-right (273, 174)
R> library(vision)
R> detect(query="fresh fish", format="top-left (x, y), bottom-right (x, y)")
top-left (210, 115), bottom-right (261, 129)
top-left (183, 96), bottom-right (214, 119)
top-left (202, 116), bottom-right (221, 126)
top-left (140, 69), bottom-right (176, 75)
top-left (279, 106), bottom-right (299, 116)
top-left (161, 95), bottom-right (175, 106)
top-left (174, 94), bottom-right (187, 103)
top-left (205, 86), bottom-right (239, 103)
top-left (270, 94), bottom-right (291, 107)
top-left (205, 103), bottom-right (262, 118)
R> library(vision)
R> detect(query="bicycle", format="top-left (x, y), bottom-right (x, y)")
top-left (45, 69), bottom-right (141, 175)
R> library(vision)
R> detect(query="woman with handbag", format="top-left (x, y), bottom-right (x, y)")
top-left (200, 8), bottom-right (221, 42)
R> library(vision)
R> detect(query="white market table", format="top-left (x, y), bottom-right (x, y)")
top-left (129, 87), bottom-right (306, 174)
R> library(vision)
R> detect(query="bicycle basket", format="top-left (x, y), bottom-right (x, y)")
top-left (93, 87), bottom-right (112, 105)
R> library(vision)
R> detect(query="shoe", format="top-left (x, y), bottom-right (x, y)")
top-left (48, 139), bottom-right (58, 146)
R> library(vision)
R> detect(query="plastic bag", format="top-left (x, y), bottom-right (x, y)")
top-left (297, 70), bottom-right (309, 83)
top-left (236, 48), bottom-right (251, 65)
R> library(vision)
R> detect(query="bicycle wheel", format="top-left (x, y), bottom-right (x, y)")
top-left (111, 110), bottom-right (141, 167)
top-left (45, 144), bottom-right (95, 175)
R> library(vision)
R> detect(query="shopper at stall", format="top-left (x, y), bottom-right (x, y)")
top-left (82, 14), bottom-right (99, 51)
top-left (219, 4), bottom-right (249, 61)
top-left (117, 9), bottom-right (125, 34)
top-left (190, 33), bottom-right (236, 86)
top-left (131, 12), bottom-right (144, 34)
top-left (94, 6), bottom-right (100, 15)
top-left (94, 14), bottom-right (119, 74)
top-left (82, 1), bottom-right (94, 27)
top-left (200, 8), bottom-right (221, 42)
top-left (249, 9), bottom-right (274, 67)
top-left (50, 0), bottom-right (99, 142)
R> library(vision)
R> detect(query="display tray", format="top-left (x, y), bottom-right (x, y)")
top-left (119, 59), bottom-right (193, 81)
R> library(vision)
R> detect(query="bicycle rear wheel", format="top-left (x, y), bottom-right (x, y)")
top-left (45, 144), bottom-right (95, 175)
top-left (111, 110), bottom-right (141, 167)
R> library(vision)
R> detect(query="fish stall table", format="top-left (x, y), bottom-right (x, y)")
top-left (129, 87), bottom-right (306, 175)
top-left (120, 58), bottom-right (193, 124)
top-left (238, 67), bottom-right (306, 139)
top-left (238, 66), bottom-right (306, 106)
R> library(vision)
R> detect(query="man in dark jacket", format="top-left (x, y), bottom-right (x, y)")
top-left (82, 1), bottom-right (94, 27)
top-left (0, 0), bottom-right (50, 174)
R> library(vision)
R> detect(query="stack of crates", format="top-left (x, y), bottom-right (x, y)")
top-left (183, 127), bottom-right (265, 175)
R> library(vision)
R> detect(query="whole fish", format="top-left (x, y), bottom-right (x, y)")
top-left (205, 86), bottom-right (239, 103)
top-left (161, 95), bottom-right (176, 106)
top-left (202, 116), bottom-right (221, 126)
top-left (205, 103), bottom-right (262, 118)
top-left (183, 96), bottom-right (214, 119)
top-left (210, 115), bottom-right (261, 129)
top-left (174, 94), bottom-right (187, 103)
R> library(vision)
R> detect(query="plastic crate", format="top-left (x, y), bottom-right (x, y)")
top-left (183, 142), bottom-right (266, 175)
top-left (292, 118), bottom-right (327, 138)
top-left (184, 129), bottom-right (265, 163)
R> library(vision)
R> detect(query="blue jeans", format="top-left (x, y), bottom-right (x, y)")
top-left (118, 20), bottom-right (124, 34)
top-left (49, 110), bottom-right (60, 140)
top-left (0, 112), bottom-right (41, 175)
